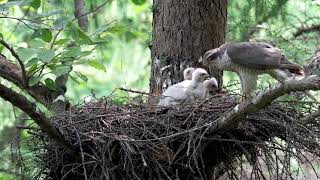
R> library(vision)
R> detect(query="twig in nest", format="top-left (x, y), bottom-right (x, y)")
top-left (74, 127), bottom-right (88, 180)
top-left (119, 87), bottom-right (150, 95)
top-left (16, 125), bottom-right (40, 130)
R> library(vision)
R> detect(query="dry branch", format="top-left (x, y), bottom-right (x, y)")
top-left (293, 24), bottom-right (320, 37)
top-left (208, 75), bottom-right (320, 133)
top-left (0, 83), bottom-right (76, 154)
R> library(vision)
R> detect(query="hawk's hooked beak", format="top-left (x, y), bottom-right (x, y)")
top-left (201, 48), bottom-right (219, 66)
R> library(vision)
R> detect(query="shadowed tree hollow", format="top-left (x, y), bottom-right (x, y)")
top-left (150, 0), bottom-right (227, 95)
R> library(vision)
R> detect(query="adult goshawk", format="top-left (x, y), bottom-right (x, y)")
top-left (201, 42), bottom-right (304, 99)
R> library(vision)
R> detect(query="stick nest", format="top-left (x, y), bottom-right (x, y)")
top-left (28, 92), bottom-right (320, 180)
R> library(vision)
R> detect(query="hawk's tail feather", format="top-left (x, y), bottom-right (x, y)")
top-left (279, 63), bottom-right (304, 75)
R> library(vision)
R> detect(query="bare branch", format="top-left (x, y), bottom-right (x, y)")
top-left (119, 87), bottom-right (150, 95)
top-left (0, 16), bottom-right (36, 30)
top-left (293, 24), bottom-right (320, 37)
top-left (208, 75), bottom-right (320, 133)
top-left (0, 83), bottom-right (76, 154)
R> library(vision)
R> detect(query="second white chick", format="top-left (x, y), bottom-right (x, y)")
top-left (158, 68), bottom-right (209, 106)
top-left (184, 67), bottom-right (218, 99)
top-left (203, 78), bottom-right (218, 98)
top-left (183, 67), bottom-right (196, 80)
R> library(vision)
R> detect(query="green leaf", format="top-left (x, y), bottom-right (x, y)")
top-left (44, 78), bottom-right (56, 90)
top-left (75, 71), bottom-right (88, 82)
top-left (35, 10), bottom-right (64, 18)
top-left (40, 29), bottom-right (52, 42)
top-left (131, 0), bottom-right (146, 5)
top-left (30, 0), bottom-right (41, 9)
top-left (108, 25), bottom-right (125, 34)
top-left (53, 16), bottom-right (68, 29)
top-left (54, 38), bottom-right (69, 45)
top-left (31, 30), bottom-right (41, 39)
top-left (16, 47), bottom-right (37, 62)
top-left (80, 51), bottom-right (92, 57)
top-left (93, 36), bottom-right (112, 44)
top-left (66, 21), bottom-right (92, 45)
top-left (37, 49), bottom-right (55, 62)
top-left (51, 66), bottom-right (71, 76)
top-left (64, 47), bottom-right (81, 57)
top-left (4, 1), bottom-right (28, 8)
top-left (32, 29), bottom-right (52, 42)
top-left (93, 25), bottom-right (109, 35)
top-left (0, 33), bottom-right (3, 39)
top-left (28, 39), bottom-right (45, 48)
top-left (26, 57), bottom-right (39, 68)
top-left (28, 75), bottom-right (43, 86)
top-left (27, 64), bottom-right (38, 75)
top-left (125, 31), bottom-right (137, 42)
top-left (88, 60), bottom-right (106, 72)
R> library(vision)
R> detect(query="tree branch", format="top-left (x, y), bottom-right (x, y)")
top-left (208, 75), bottom-right (320, 133)
top-left (293, 24), bottom-right (320, 37)
top-left (0, 83), bottom-right (76, 154)
top-left (0, 54), bottom-right (68, 109)
top-left (0, 39), bottom-right (28, 87)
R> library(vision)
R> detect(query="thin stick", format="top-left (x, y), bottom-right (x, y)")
top-left (119, 87), bottom-right (150, 95)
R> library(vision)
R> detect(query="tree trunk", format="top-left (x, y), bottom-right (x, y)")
top-left (150, 0), bottom-right (227, 97)
top-left (74, 0), bottom-right (88, 31)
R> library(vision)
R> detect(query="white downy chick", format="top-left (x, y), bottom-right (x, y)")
top-left (203, 77), bottom-right (218, 98)
top-left (158, 68), bottom-right (209, 106)
top-left (183, 67), bottom-right (196, 80)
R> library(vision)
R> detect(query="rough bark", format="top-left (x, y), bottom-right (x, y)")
top-left (150, 0), bottom-right (227, 97)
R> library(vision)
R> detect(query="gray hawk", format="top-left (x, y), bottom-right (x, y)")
top-left (201, 42), bottom-right (305, 99)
